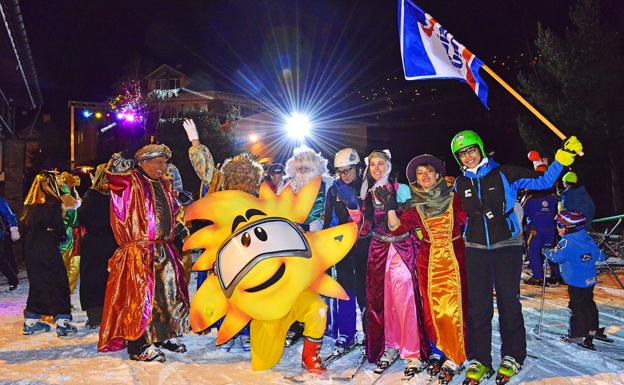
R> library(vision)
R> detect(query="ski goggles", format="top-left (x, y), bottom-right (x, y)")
top-left (215, 217), bottom-right (311, 298)
top-left (456, 145), bottom-right (479, 159)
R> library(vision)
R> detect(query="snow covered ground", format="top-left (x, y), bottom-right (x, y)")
top-left (1, 266), bottom-right (624, 385)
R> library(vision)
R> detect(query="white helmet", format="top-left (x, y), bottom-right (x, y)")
top-left (334, 148), bottom-right (360, 168)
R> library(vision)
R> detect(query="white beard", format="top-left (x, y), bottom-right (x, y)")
top-left (288, 171), bottom-right (317, 193)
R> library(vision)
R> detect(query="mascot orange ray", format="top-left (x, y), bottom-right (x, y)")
top-left (184, 177), bottom-right (357, 371)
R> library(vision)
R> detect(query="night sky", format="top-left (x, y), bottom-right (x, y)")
top-left (18, 0), bottom-right (624, 177)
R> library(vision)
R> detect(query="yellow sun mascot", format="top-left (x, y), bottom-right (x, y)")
top-left (184, 177), bottom-right (357, 372)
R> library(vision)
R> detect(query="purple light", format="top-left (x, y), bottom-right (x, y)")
top-left (116, 113), bottom-right (125, 120)
top-left (125, 114), bottom-right (136, 122)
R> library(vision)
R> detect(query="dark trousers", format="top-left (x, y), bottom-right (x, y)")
top-left (127, 335), bottom-right (147, 355)
top-left (465, 246), bottom-right (527, 368)
top-left (0, 238), bottom-right (18, 286)
top-left (527, 232), bottom-right (561, 280)
top-left (568, 285), bottom-right (598, 338)
top-left (326, 236), bottom-right (369, 340)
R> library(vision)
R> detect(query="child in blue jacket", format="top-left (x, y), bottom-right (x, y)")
top-left (545, 209), bottom-right (606, 349)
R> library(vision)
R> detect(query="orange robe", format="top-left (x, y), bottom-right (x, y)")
top-left (395, 194), bottom-right (468, 364)
top-left (98, 168), bottom-right (189, 352)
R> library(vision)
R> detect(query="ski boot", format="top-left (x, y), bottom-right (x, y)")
top-left (332, 335), bottom-right (354, 356)
top-left (56, 319), bottom-right (78, 337)
top-left (462, 360), bottom-right (494, 385)
top-left (240, 334), bottom-right (251, 352)
top-left (374, 347), bottom-right (399, 374)
top-left (403, 357), bottom-right (425, 379)
top-left (156, 337), bottom-right (187, 353)
top-left (285, 322), bottom-right (304, 347)
top-left (595, 327), bottom-right (614, 343)
top-left (426, 353), bottom-right (446, 376)
top-left (220, 337), bottom-right (237, 351)
top-left (129, 344), bottom-right (166, 362)
top-left (302, 337), bottom-right (326, 374)
top-left (495, 356), bottom-right (522, 384)
top-left (579, 335), bottom-right (596, 350)
top-left (23, 319), bottom-right (51, 335)
top-left (438, 360), bottom-right (462, 384)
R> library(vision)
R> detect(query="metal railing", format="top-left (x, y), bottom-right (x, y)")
top-left (0, 88), bottom-right (14, 134)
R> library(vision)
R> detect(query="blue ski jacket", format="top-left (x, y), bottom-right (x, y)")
top-left (454, 158), bottom-right (563, 248)
top-left (0, 197), bottom-right (18, 241)
top-left (545, 229), bottom-right (606, 288)
top-left (521, 191), bottom-right (559, 235)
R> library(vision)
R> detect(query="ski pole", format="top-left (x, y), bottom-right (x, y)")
top-left (596, 219), bottom-right (624, 290)
top-left (603, 259), bottom-right (624, 290)
top-left (535, 257), bottom-right (549, 336)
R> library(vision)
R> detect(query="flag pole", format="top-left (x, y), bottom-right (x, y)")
top-left (481, 64), bottom-right (584, 156)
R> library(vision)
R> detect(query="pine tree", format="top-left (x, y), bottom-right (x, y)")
top-left (517, 0), bottom-right (624, 212)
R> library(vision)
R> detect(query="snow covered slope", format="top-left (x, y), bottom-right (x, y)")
top-left (1, 269), bottom-right (624, 385)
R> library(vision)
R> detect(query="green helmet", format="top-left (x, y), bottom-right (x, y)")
top-left (562, 171), bottom-right (578, 184)
top-left (451, 130), bottom-right (486, 165)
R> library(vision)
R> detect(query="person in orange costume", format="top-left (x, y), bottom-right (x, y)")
top-left (98, 144), bottom-right (189, 362)
top-left (386, 154), bottom-right (468, 383)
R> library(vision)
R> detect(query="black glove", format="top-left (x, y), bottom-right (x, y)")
top-left (374, 186), bottom-right (398, 211)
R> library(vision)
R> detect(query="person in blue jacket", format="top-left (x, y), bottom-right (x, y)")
top-left (521, 153), bottom-right (563, 285)
top-left (560, 171), bottom-right (596, 229)
top-left (322, 148), bottom-right (370, 356)
top-left (545, 209), bottom-right (606, 350)
top-left (450, 130), bottom-right (583, 384)
top-left (0, 196), bottom-right (21, 290)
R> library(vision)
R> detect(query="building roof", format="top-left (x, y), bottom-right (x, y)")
top-left (0, 0), bottom-right (42, 135)
top-left (144, 64), bottom-right (187, 80)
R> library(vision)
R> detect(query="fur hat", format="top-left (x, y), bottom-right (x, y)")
top-left (221, 153), bottom-right (264, 195)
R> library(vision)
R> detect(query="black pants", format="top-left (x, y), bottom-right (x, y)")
top-left (0, 238), bottom-right (18, 286)
top-left (465, 246), bottom-right (527, 368)
top-left (568, 285), bottom-right (598, 338)
top-left (127, 335), bottom-right (147, 355)
top-left (335, 236), bottom-right (369, 317)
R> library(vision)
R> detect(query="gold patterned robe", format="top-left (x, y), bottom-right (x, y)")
top-left (98, 167), bottom-right (189, 352)
top-left (394, 194), bottom-right (468, 364)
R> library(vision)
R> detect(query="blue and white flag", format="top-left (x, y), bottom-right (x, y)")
top-left (398, 0), bottom-right (489, 107)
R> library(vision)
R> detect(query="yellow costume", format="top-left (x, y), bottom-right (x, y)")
top-left (184, 177), bottom-right (357, 370)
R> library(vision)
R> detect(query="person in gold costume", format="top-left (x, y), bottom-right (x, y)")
top-left (386, 155), bottom-right (468, 384)
top-left (97, 144), bottom-right (189, 362)
top-left (58, 171), bottom-right (82, 294)
top-left (21, 171), bottom-right (78, 337)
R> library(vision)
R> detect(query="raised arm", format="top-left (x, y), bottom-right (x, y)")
top-left (185, 119), bottom-right (216, 188)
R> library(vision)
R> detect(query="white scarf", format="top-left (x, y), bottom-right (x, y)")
top-left (359, 150), bottom-right (392, 200)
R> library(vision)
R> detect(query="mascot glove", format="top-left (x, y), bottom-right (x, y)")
top-left (10, 227), bottom-right (20, 242)
top-left (374, 186), bottom-right (398, 211)
top-left (183, 119), bottom-right (199, 142)
top-left (335, 180), bottom-right (358, 210)
top-left (555, 136), bottom-right (583, 166)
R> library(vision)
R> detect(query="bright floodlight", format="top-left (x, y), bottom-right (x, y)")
top-left (249, 133), bottom-right (259, 143)
top-left (285, 113), bottom-right (311, 140)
